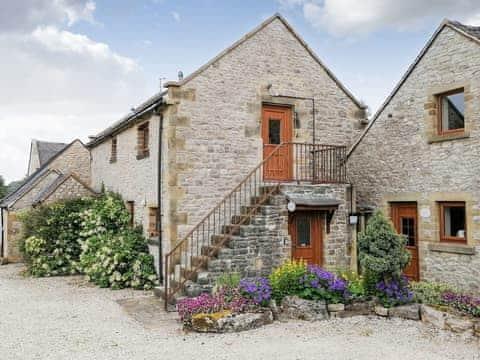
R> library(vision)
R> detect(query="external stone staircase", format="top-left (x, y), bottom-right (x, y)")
top-left (156, 187), bottom-right (290, 305)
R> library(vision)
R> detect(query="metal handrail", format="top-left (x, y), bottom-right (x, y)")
top-left (163, 142), bottom-right (347, 308)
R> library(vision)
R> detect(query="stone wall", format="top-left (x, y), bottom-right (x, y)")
top-left (348, 25), bottom-right (480, 290)
top-left (166, 16), bottom-right (364, 251)
top-left (50, 140), bottom-right (91, 185)
top-left (42, 176), bottom-right (95, 205)
top-left (89, 114), bottom-right (163, 256)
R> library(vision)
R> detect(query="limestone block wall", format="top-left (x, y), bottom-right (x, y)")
top-left (166, 17), bottom-right (364, 249)
top-left (42, 177), bottom-right (95, 205)
top-left (90, 115), bottom-right (160, 239)
top-left (50, 140), bottom-right (91, 185)
top-left (348, 26), bottom-right (480, 291)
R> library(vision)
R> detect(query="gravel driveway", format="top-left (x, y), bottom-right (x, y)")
top-left (0, 264), bottom-right (479, 360)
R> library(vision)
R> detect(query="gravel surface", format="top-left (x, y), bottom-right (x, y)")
top-left (1, 263), bottom-right (479, 360)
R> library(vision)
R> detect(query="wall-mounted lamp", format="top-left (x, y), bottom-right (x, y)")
top-left (348, 213), bottom-right (359, 225)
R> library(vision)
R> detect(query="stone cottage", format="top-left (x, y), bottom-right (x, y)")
top-left (348, 20), bottom-right (480, 293)
top-left (0, 139), bottom-right (95, 262)
top-left (86, 14), bottom-right (367, 301)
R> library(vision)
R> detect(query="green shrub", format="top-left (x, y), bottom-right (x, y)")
top-left (340, 270), bottom-right (366, 299)
top-left (19, 197), bottom-right (93, 276)
top-left (81, 228), bottom-right (156, 290)
top-left (358, 211), bottom-right (411, 293)
top-left (410, 281), bottom-right (458, 305)
top-left (269, 260), bottom-right (307, 303)
top-left (215, 272), bottom-right (241, 290)
top-left (19, 192), bottom-right (157, 290)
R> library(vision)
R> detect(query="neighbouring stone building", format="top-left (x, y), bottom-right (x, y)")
top-left (0, 139), bottom-right (95, 262)
top-left (348, 20), bottom-right (480, 293)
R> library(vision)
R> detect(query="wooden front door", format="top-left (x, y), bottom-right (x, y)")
top-left (262, 105), bottom-right (292, 181)
top-left (290, 212), bottom-right (323, 266)
top-left (391, 203), bottom-right (419, 281)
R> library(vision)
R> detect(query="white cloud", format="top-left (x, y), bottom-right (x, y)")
top-left (0, 1), bottom-right (150, 183)
top-left (279, 0), bottom-right (480, 36)
top-left (32, 26), bottom-right (137, 73)
top-left (171, 11), bottom-right (181, 22)
top-left (0, 0), bottom-right (96, 32)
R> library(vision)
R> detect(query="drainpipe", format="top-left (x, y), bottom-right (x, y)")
top-left (0, 207), bottom-right (4, 259)
top-left (156, 110), bottom-right (164, 284)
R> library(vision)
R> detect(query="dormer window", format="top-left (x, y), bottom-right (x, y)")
top-left (437, 89), bottom-right (464, 134)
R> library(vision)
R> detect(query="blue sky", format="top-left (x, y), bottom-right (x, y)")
top-left (1, 0), bottom-right (480, 182)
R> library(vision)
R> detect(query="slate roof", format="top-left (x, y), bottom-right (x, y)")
top-left (36, 141), bottom-right (68, 166)
top-left (31, 173), bottom-right (67, 206)
top-left (449, 21), bottom-right (480, 40)
top-left (0, 140), bottom-right (82, 208)
top-left (87, 90), bottom-right (166, 148)
top-left (0, 168), bottom-right (60, 208)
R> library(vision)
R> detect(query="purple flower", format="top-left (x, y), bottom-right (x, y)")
top-left (239, 277), bottom-right (272, 306)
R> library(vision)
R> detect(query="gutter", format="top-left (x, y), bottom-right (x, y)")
top-left (1, 206), bottom-right (5, 260)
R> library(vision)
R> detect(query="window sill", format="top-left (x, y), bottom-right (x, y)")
top-left (136, 151), bottom-right (150, 160)
top-left (428, 242), bottom-right (475, 255)
top-left (428, 131), bottom-right (470, 144)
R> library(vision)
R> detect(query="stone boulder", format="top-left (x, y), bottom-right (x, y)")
top-left (280, 296), bottom-right (328, 321)
top-left (374, 305), bottom-right (389, 317)
top-left (335, 299), bottom-right (376, 318)
top-left (190, 310), bottom-right (273, 333)
top-left (445, 314), bottom-right (474, 335)
top-left (389, 304), bottom-right (421, 321)
top-left (421, 305), bottom-right (448, 329)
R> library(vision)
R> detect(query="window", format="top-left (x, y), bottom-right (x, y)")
top-left (137, 122), bottom-right (150, 159)
top-left (439, 202), bottom-right (466, 243)
top-left (296, 216), bottom-right (311, 247)
top-left (437, 89), bottom-right (465, 134)
top-left (148, 207), bottom-right (159, 237)
top-left (268, 119), bottom-right (281, 144)
top-left (126, 201), bottom-right (134, 227)
top-left (110, 137), bottom-right (117, 163)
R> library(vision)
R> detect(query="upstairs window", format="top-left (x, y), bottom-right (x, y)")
top-left (110, 137), bottom-right (117, 163)
top-left (148, 207), bottom-right (159, 237)
top-left (439, 202), bottom-right (466, 243)
top-left (437, 89), bottom-right (465, 134)
top-left (137, 122), bottom-right (150, 159)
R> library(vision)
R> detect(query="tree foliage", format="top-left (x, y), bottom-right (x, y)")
top-left (0, 175), bottom-right (7, 199)
top-left (358, 211), bottom-right (411, 288)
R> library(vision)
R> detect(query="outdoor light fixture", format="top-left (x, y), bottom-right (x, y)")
top-left (287, 201), bottom-right (296, 213)
top-left (349, 213), bottom-right (359, 225)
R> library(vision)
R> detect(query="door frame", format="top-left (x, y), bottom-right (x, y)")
top-left (261, 103), bottom-right (293, 181)
top-left (289, 211), bottom-right (323, 266)
top-left (390, 202), bottom-right (420, 281)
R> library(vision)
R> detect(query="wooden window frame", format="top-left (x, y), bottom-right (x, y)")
top-left (439, 202), bottom-right (466, 244)
top-left (110, 137), bottom-right (118, 163)
top-left (148, 207), bottom-right (159, 238)
top-left (436, 88), bottom-right (465, 136)
top-left (126, 201), bottom-right (134, 227)
top-left (137, 122), bottom-right (150, 160)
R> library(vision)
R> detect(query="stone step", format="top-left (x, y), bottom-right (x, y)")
top-left (201, 245), bottom-right (220, 257)
top-left (208, 258), bottom-right (232, 272)
top-left (230, 214), bottom-right (251, 225)
top-left (191, 255), bottom-right (209, 268)
top-left (211, 234), bottom-right (232, 247)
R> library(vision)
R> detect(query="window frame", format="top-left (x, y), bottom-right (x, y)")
top-left (110, 137), bottom-right (118, 163)
top-left (137, 122), bottom-right (150, 160)
top-left (439, 201), bottom-right (467, 244)
top-left (436, 88), bottom-right (465, 136)
top-left (148, 207), bottom-right (159, 238)
top-left (126, 201), bottom-right (135, 227)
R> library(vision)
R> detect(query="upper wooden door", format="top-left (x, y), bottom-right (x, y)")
top-left (262, 105), bottom-right (292, 181)
top-left (391, 203), bottom-right (419, 281)
top-left (290, 212), bottom-right (323, 266)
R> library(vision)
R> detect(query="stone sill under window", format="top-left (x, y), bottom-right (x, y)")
top-left (428, 131), bottom-right (470, 144)
top-left (428, 242), bottom-right (476, 255)
top-left (136, 150), bottom-right (150, 160)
